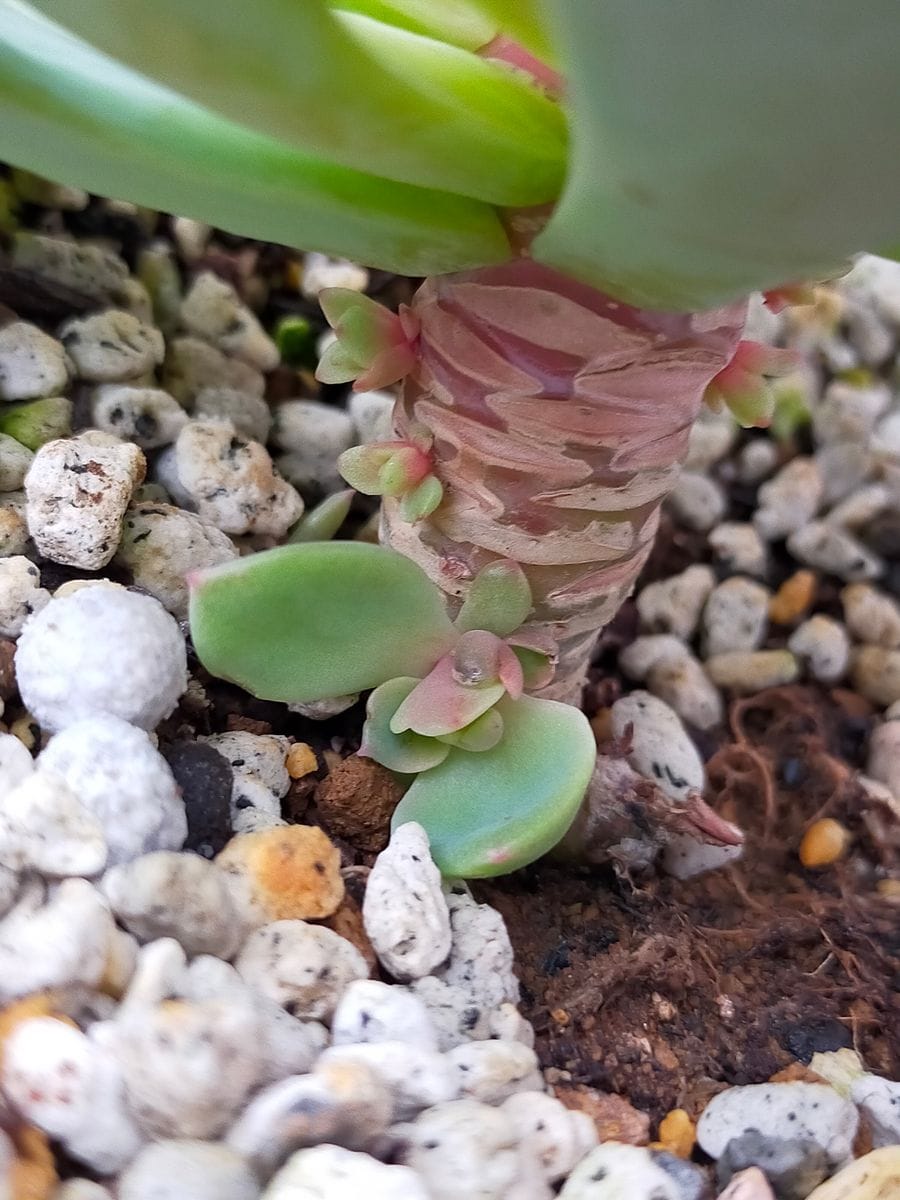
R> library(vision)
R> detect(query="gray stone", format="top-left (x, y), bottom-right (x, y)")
top-left (716, 1131), bottom-right (827, 1200)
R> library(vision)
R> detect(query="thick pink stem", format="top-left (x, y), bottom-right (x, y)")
top-left (381, 259), bottom-right (746, 701)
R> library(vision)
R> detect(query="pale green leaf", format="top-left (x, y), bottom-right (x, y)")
top-left (360, 677), bottom-right (451, 774)
top-left (327, 1), bottom-right (496, 49)
top-left (287, 490), bottom-right (354, 543)
top-left (455, 560), bottom-right (532, 637)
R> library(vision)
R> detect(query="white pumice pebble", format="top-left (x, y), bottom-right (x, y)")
top-left (319, 1042), bottom-right (457, 1120)
top-left (788, 616), bottom-right (851, 684)
top-left (180, 271), bottom-right (279, 370)
top-left (11, 231), bottom-right (130, 305)
top-left (363, 822), bottom-right (452, 980)
top-left (348, 388), bottom-right (396, 444)
top-left (841, 582), bottom-right (900, 648)
top-left (787, 521), bottom-right (883, 581)
top-left (558, 1143), bottom-right (680, 1200)
top-left (826, 483), bottom-right (891, 532)
top-left (38, 717), bottom-right (186, 863)
top-left (0, 432), bottom-right (34, 491)
top-left (646, 653), bottom-right (724, 731)
top-left (301, 252), bottom-right (369, 298)
top-left (118, 1139), bottom-right (261, 1200)
top-left (0, 863), bottom-right (17, 919)
top-left (696, 1082), bottom-right (858, 1167)
top-left (89, 384), bottom-right (188, 449)
top-left (230, 774), bottom-right (286, 834)
top-left (288, 693), bottom-right (360, 719)
top-left (331, 978), bottom-right (439, 1050)
top-left (871, 409), bottom-right (900, 463)
top-left (661, 832), bottom-right (744, 880)
top-left (0, 729), bottom-right (33, 791)
top-left (684, 408), bottom-right (737, 471)
top-left (708, 522), bottom-right (769, 577)
top-left (2, 1017), bottom-right (144, 1175)
top-left (25, 431), bottom-right (146, 569)
top-left (813, 379), bottom-right (891, 445)
top-left (0, 877), bottom-right (116, 1001)
top-left (171, 217), bottom-right (211, 263)
top-left (610, 692), bottom-right (704, 802)
top-left (263, 1145), bottom-right (428, 1200)
top-left (814, 441), bottom-right (873, 507)
top-left (0, 769), bottom-right (107, 876)
top-left (272, 399), bottom-right (356, 493)
top-left (115, 501), bottom-right (238, 618)
top-left (636, 564), bottom-right (715, 640)
top-left (54, 1181), bottom-right (115, 1200)
top-left (164, 336), bottom-right (266, 406)
top-left (0, 554), bottom-right (49, 635)
top-left (754, 458), bottom-right (824, 540)
top-left (395, 1099), bottom-right (524, 1200)
top-left (866, 720), bottom-right (900, 800)
top-left (204, 731), bottom-right (291, 798)
top-left (59, 310), bottom-right (164, 382)
top-left (619, 634), bottom-right (691, 681)
top-left (705, 649), bottom-right (800, 693)
top-left (434, 890), bottom-right (518, 1012)
top-left (445, 1040), bottom-right (543, 1104)
top-left (853, 647), bottom-right (900, 708)
top-left (101, 851), bottom-right (246, 957)
top-left (736, 437), bottom-right (779, 485)
top-left (407, 976), bottom-right (493, 1051)
top-left (227, 1061), bottom-right (392, 1175)
top-left (0, 321), bottom-right (70, 400)
top-left (667, 471), bottom-right (727, 532)
top-left (850, 1073), bottom-right (900, 1147)
top-left (194, 385), bottom-right (273, 443)
top-left (156, 419), bottom-right (303, 536)
top-left (702, 576), bottom-right (771, 657)
top-left (236, 920), bottom-right (369, 1020)
top-left (487, 1004), bottom-right (536, 1047)
top-left (16, 587), bottom-right (186, 731)
top-left (501, 1092), bottom-right (598, 1183)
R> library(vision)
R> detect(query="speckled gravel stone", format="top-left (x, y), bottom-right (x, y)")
top-left (180, 271), bottom-right (279, 370)
top-left (89, 384), bottom-right (188, 449)
top-left (263, 1146), bottom-right (427, 1200)
top-left (0, 554), bottom-right (49, 636)
top-left (0, 321), bottom-right (70, 400)
top-left (60, 309), bottom-right (164, 382)
top-left (119, 1140), bottom-right (261, 1200)
top-left (163, 336), bottom-right (265, 406)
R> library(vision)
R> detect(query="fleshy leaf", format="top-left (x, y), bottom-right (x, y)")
top-left (506, 627), bottom-right (558, 691)
top-left (189, 542), bottom-right (457, 703)
top-left (317, 289), bottom-right (419, 391)
top-left (455, 559), bottom-right (532, 637)
top-left (400, 474), bottom-right (444, 523)
top-left (392, 695), bottom-right (596, 877)
top-left (360, 677), bottom-right (451, 773)
top-left (327, 0), bottom-right (497, 50)
top-left (339, 440), bottom-right (432, 496)
top-left (704, 342), bottom-right (799, 429)
top-left (390, 653), bottom-right (505, 738)
top-left (287, 489), bottom-right (354, 543)
top-left (434, 707), bottom-right (504, 752)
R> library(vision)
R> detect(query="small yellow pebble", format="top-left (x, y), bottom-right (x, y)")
top-left (799, 818), bottom-right (850, 868)
top-left (876, 879), bottom-right (900, 902)
top-left (805, 1146), bottom-right (900, 1199)
top-left (287, 742), bottom-right (318, 780)
top-left (652, 1108), bottom-right (696, 1159)
top-left (10, 715), bottom-right (38, 751)
top-left (769, 570), bottom-right (817, 625)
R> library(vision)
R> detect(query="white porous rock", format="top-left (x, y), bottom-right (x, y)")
top-left (118, 276), bottom-right (155, 324)
top-left (301, 252), bottom-right (369, 298)
top-left (319, 1042), bottom-right (456, 1120)
top-left (813, 379), bottom-right (891, 446)
top-left (273, 399), bottom-right (356, 493)
top-left (0, 554), bottom-right (48, 635)
top-left (754, 458), bottom-right (824, 540)
top-left (661, 832), bottom-right (744, 880)
top-left (363, 822), bottom-right (452, 980)
top-left (787, 522), bottom-right (883, 582)
top-left (0, 878), bottom-right (115, 1001)
top-left (788, 617), bottom-right (851, 684)
top-left (331, 978), bottom-right (439, 1050)
top-left (172, 217), bottom-right (211, 263)
top-left (194, 385), bottom-right (273, 443)
top-left (705, 650), bottom-right (800, 693)
top-left (264, 1146), bottom-right (427, 1200)
top-left (842, 583), bottom-right (900, 649)
top-left (646, 653), bottom-right (724, 731)
top-left (109, 997), bottom-right (261, 1139)
top-left (636, 564), bottom-right (715, 640)
top-left (854, 648), bottom-right (900, 708)
top-left (610, 692), bottom-right (704, 802)
top-left (702, 576), bottom-right (771, 657)
top-left (0, 770), bottom-right (107, 876)
top-left (54, 1182), bottom-right (115, 1200)
top-left (446, 1040), bottom-right (543, 1104)
top-left (180, 271), bottom-right (279, 370)
top-left (502, 1092), bottom-right (598, 1183)
top-left (709, 522), bottom-right (769, 578)
top-left (25, 430), bottom-right (146, 569)
top-left (119, 1140), bottom-right (261, 1200)
top-left (0, 490), bottom-right (30, 556)
top-left (2, 1017), bottom-right (144, 1175)
top-left (866, 720), bottom-right (900, 800)
top-left (407, 975), bottom-right (493, 1051)
top-left (17, 584), bottom-right (186, 731)
top-left (737, 438), bottom-right (779, 485)
top-left (435, 890), bottom-right (518, 1011)
top-left (684, 409), bottom-right (737, 471)
top-left (487, 1004), bottom-right (536, 1047)
top-left (0, 322), bottom-right (70, 400)
top-left (204, 731), bottom-right (291, 798)
top-left (697, 1082), bottom-right (858, 1167)
top-left (227, 1061), bottom-right (392, 1175)
top-left (115, 501), bottom-right (237, 619)
top-left (814, 442), bottom-right (873, 507)
top-left (667, 471), bottom-right (727, 532)
top-left (826, 483), bottom-right (892, 531)
top-left (89, 384), bottom-right (188, 449)
top-left (38, 717), bottom-right (186, 863)
top-left (558, 1143), bottom-right (679, 1200)
top-left (102, 851), bottom-right (245, 957)
top-left (59, 310), bottom-right (164, 382)
top-left (289, 694), bottom-right (360, 720)
top-left (236, 920), bottom-right (368, 1020)
top-left (349, 389), bottom-right (396, 444)
top-left (619, 635), bottom-right (691, 682)
top-left (156, 419), bottom-right (303, 536)
top-left (0, 730), bottom-right (33, 793)
top-left (11, 231), bottom-right (130, 305)
top-left (872, 409), bottom-right (900, 463)
top-left (850, 1074), bottom-right (900, 1148)
top-left (0, 433), bottom-right (34, 491)
top-left (164, 337), bottom-right (266, 407)
top-left (229, 773), bottom-right (286, 835)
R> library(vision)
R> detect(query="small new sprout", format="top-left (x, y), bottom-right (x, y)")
top-left (316, 288), bottom-right (419, 392)
top-left (338, 433), bottom-right (443, 522)
top-left (704, 340), bottom-right (798, 428)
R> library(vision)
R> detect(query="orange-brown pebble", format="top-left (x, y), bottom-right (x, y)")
top-left (553, 1085), bottom-right (650, 1145)
top-left (9, 1124), bottom-right (56, 1200)
top-left (314, 755), bottom-right (404, 853)
top-left (0, 994), bottom-right (59, 1067)
top-left (769, 1063), bottom-right (828, 1085)
top-left (769, 570), bottom-right (817, 625)
top-left (287, 742), bottom-right (318, 780)
top-left (320, 892), bottom-right (377, 974)
top-left (590, 708), bottom-right (613, 744)
top-left (876, 879), bottom-right (900, 902)
top-left (651, 1108), bottom-right (696, 1159)
top-left (216, 824), bottom-right (344, 922)
top-left (799, 818), bottom-right (850, 868)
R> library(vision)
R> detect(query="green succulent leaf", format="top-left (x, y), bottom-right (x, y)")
top-left (392, 694), bottom-right (596, 877)
top-left (360, 677), bottom-right (451, 774)
top-left (467, 0), bottom-right (557, 65)
top-left (535, 0), bottom-right (900, 309)
top-left (325, 1), bottom-right (496, 52)
top-left (189, 542), bottom-right (457, 703)
top-left (287, 489), bottom-right (354, 544)
top-left (455, 559), bottom-right (532, 637)
top-left (400, 475), bottom-right (444, 523)
top-left (434, 706), bottom-right (504, 752)
top-left (0, 3), bottom-right (511, 278)
top-left (390, 653), bottom-right (505, 737)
